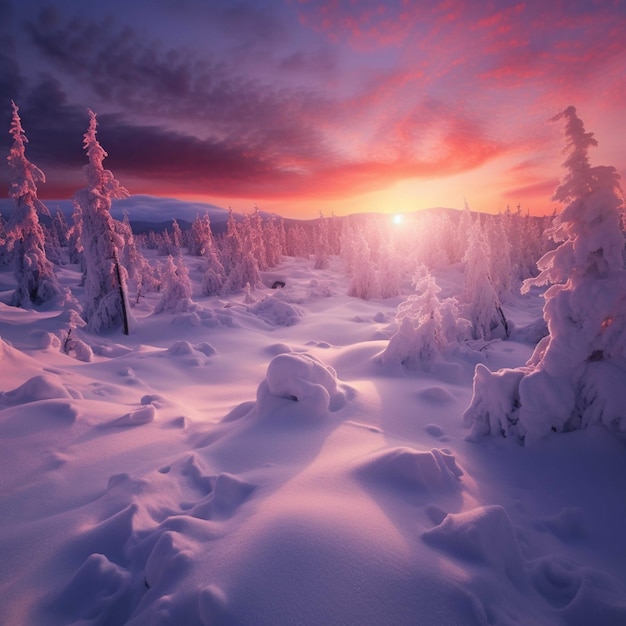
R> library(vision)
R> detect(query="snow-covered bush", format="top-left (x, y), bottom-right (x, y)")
top-left (380, 267), bottom-right (470, 370)
top-left (154, 255), bottom-right (194, 314)
top-left (256, 352), bottom-right (348, 415)
top-left (464, 106), bottom-right (626, 442)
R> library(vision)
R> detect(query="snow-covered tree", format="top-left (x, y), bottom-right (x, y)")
top-left (75, 110), bottom-right (131, 334)
top-left (285, 223), bottom-right (308, 258)
top-left (377, 239), bottom-right (402, 299)
top-left (67, 201), bottom-right (84, 266)
top-left (51, 209), bottom-right (69, 248)
top-left (221, 209), bottom-right (243, 274)
top-left (381, 266), bottom-right (470, 370)
top-left (6, 101), bottom-right (61, 307)
top-left (222, 251), bottom-right (261, 295)
top-left (188, 213), bottom-right (214, 257)
top-left (154, 254), bottom-right (194, 314)
top-left (462, 220), bottom-right (509, 340)
top-left (347, 230), bottom-right (379, 300)
top-left (313, 216), bottom-right (331, 270)
top-left (171, 219), bottom-right (184, 252)
top-left (486, 215), bottom-right (513, 298)
top-left (201, 248), bottom-right (226, 296)
top-left (117, 211), bottom-right (142, 281)
top-left (134, 255), bottom-right (160, 304)
top-left (464, 106), bottom-right (626, 442)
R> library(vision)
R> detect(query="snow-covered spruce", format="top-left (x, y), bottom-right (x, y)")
top-left (380, 267), bottom-right (471, 371)
top-left (6, 101), bottom-right (62, 307)
top-left (75, 110), bottom-right (132, 334)
top-left (464, 106), bottom-right (626, 442)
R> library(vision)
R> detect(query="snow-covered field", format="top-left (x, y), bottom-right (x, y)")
top-left (1, 252), bottom-right (625, 626)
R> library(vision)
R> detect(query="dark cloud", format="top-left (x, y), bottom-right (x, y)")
top-left (22, 7), bottom-right (337, 154)
top-left (158, 0), bottom-right (287, 41)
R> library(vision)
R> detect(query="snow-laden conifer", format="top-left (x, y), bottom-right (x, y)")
top-left (6, 101), bottom-right (61, 307)
top-left (75, 110), bottom-right (131, 334)
top-left (154, 254), bottom-right (194, 314)
top-left (381, 266), bottom-right (470, 370)
top-left (464, 107), bottom-right (626, 442)
top-left (462, 220), bottom-right (509, 340)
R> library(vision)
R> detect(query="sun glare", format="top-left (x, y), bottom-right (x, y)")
top-left (392, 213), bottom-right (404, 226)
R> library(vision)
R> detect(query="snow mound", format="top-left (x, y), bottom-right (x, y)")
top-left (535, 506), bottom-right (588, 543)
top-left (0, 337), bottom-right (46, 383)
top-left (356, 447), bottom-right (463, 492)
top-left (256, 352), bottom-right (349, 414)
top-left (105, 404), bottom-right (156, 427)
top-left (48, 553), bottom-right (132, 625)
top-left (150, 340), bottom-right (218, 366)
top-left (249, 292), bottom-right (304, 326)
top-left (463, 364), bottom-right (527, 440)
top-left (422, 505), bottom-right (525, 583)
top-left (0, 399), bottom-right (79, 437)
top-left (1, 374), bottom-right (77, 406)
top-left (530, 556), bottom-right (626, 620)
top-left (418, 386), bottom-right (455, 403)
top-left (264, 342), bottom-right (293, 356)
top-left (167, 340), bottom-right (196, 355)
top-left (188, 472), bottom-right (256, 520)
top-left (423, 505), bottom-right (626, 623)
top-left (92, 343), bottom-right (134, 358)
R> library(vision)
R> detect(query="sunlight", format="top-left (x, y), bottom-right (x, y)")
top-left (392, 213), bottom-right (404, 226)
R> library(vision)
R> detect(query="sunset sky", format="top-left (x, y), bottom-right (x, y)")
top-left (1, 0), bottom-right (624, 218)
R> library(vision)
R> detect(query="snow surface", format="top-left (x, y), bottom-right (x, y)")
top-left (1, 254), bottom-right (625, 625)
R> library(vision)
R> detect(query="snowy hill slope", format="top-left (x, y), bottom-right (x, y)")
top-left (1, 253), bottom-right (625, 625)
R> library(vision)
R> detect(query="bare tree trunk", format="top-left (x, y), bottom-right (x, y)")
top-left (114, 256), bottom-right (130, 335)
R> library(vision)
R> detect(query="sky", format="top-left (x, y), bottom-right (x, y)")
top-left (0, 0), bottom-right (625, 219)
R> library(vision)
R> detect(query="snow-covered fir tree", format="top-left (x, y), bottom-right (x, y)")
top-left (117, 211), bottom-right (143, 281)
top-left (263, 217), bottom-right (283, 269)
top-left (381, 266), bottom-right (470, 370)
top-left (313, 216), bottom-right (331, 270)
top-left (464, 106), bottom-right (626, 442)
top-left (67, 201), bottom-right (84, 266)
top-left (486, 215), bottom-right (513, 298)
top-left (154, 254), bottom-right (194, 314)
top-left (188, 213), bottom-right (214, 257)
top-left (462, 220), bottom-right (509, 340)
top-left (222, 250), bottom-right (261, 295)
top-left (347, 230), bottom-right (379, 300)
top-left (377, 239), bottom-right (402, 299)
top-left (134, 255), bottom-right (160, 304)
top-left (6, 101), bottom-right (61, 307)
top-left (201, 250), bottom-right (226, 296)
top-left (75, 110), bottom-right (131, 334)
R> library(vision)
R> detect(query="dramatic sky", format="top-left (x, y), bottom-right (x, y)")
top-left (1, 0), bottom-right (624, 218)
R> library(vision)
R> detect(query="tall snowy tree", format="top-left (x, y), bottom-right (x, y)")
top-left (75, 110), bottom-right (131, 334)
top-left (347, 230), bottom-right (379, 300)
top-left (188, 213), bottom-right (214, 257)
top-left (462, 220), bottom-right (509, 340)
top-left (6, 101), bottom-right (61, 307)
top-left (464, 106), bottom-right (626, 442)
top-left (486, 215), bottom-right (513, 298)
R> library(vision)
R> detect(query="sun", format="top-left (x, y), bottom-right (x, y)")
top-left (392, 213), bottom-right (404, 226)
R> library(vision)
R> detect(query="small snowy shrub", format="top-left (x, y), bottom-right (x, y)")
top-left (381, 268), bottom-right (470, 370)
